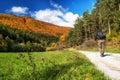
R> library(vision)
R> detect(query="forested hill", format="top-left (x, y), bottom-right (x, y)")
top-left (0, 14), bottom-right (70, 37)
top-left (0, 14), bottom-right (70, 52)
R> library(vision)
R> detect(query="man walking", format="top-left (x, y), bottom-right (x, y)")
top-left (95, 29), bottom-right (106, 57)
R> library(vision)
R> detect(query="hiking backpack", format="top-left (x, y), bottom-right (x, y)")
top-left (95, 31), bottom-right (106, 40)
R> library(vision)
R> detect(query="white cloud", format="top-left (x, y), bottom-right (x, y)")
top-left (63, 12), bottom-right (79, 25)
top-left (10, 6), bottom-right (28, 14)
top-left (50, 1), bottom-right (68, 12)
top-left (32, 9), bottom-right (79, 27)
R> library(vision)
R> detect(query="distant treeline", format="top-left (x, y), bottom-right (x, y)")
top-left (66, 0), bottom-right (120, 47)
top-left (0, 24), bottom-right (58, 52)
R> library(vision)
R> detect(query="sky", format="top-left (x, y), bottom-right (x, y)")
top-left (0, 0), bottom-right (96, 27)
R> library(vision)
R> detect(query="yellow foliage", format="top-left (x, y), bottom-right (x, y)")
top-left (0, 40), bottom-right (7, 47)
top-left (60, 35), bottom-right (65, 42)
top-left (46, 47), bottom-right (56, 51)
top-left (46, 42), bottom-right (57, 51)
top-left (111, 36), bottom-right (120, 43)
top-left (107, 35), bottom-right (120, 48)
top-left (50, 42), bottom-right (57, 48)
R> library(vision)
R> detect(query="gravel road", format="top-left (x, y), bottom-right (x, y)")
top-left (79, 51), bottom-right (120, 80)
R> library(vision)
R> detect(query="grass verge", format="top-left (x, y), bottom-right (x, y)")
top-left (0, 50), bottom-right (109, 80)
top-left (81, 47), bottom-right (120, 53)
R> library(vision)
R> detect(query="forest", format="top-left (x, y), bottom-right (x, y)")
top-left (0, 24), bottom-right (58, 52)
top-left (66, 0), bottom-right (120, 49)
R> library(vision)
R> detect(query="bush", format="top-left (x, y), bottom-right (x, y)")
top-left (106, 31), bottom-right (118, 41)
top-left (77, 39), bottom-right (96, 50)
top-left (46, 42), bottom-right (57, 51)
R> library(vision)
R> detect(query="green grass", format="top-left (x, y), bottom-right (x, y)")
top-left (83, 47), bottom-right (120, 53)
top-left (0, 50), bottom-right (109, 80)
top-left (105, 48), bottom-right (120, 53)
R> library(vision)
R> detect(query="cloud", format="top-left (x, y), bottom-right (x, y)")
top-left (50, 0), bottom-right (68, 12)
top-left (90, 0), bottom-right (96, 9)
top-left (32, 9), bottom-right (79, 27)
top-left (63, 12), bottom-right (79, 25)
top-left (8, 6), bottom-right (29, 15)
top-left (6, 5), bottom-right (78, 27)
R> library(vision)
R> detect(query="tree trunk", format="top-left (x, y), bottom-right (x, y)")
top-left (85, 26), bottom-right (87, 40)
top-left (108, 20), bottom-right (111, 34)
top-left (99, 12), bottom-right (101, 29)
top-left (118, 3), bottom-right (120, 10)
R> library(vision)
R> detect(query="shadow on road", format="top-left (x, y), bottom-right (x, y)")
top-left (103, 54), bottom-right (112, 57)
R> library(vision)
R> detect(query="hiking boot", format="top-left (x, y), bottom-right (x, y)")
top-left (100, 53), bottom-right (104, 57)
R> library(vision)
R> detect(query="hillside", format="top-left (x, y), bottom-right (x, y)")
top-left (0, 14), bottom-right (71, 52)
top-left (0, 14), bottom-right (70, 37)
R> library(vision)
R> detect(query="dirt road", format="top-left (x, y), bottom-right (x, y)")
top-left (79, 51), bottom-right (120, 80)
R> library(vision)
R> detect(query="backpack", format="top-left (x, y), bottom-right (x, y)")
top-left (96, 31), bottom-right (106, 40)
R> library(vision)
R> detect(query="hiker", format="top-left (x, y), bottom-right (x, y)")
top-left (95, 28), bottom-right (106, 57)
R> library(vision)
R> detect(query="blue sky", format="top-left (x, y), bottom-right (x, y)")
top-left (0, 0), bottom-right (96, 27)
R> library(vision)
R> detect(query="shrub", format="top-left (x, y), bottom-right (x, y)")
top-left (46, 42), bottom-right (57, 51)
top-left (79, 39), bottom-right (96, 50)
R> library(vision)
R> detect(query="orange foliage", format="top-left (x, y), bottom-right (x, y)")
top-left (0, 14), bottom-right (71, 37)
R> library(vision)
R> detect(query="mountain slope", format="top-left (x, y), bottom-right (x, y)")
top-left (0, 14), bottom-right (70, 37)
